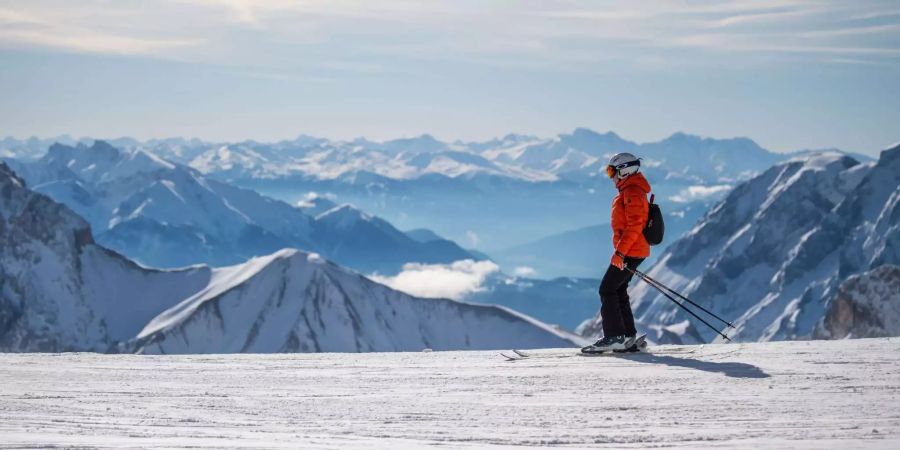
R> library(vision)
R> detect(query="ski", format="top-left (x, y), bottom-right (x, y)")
top-left (578, 345), bottom-right (701, 357)
top-left (500, 345), bottom-right (701, 361)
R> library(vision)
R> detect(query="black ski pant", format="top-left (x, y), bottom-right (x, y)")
top-left (598, 257), bottom-right (644, 338)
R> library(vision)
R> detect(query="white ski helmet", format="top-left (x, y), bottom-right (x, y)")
top-left (607, 152), bottom-right (641, 179)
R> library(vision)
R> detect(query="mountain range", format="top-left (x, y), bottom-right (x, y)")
top-left (1, 140), bottom-right (612, 332)
top-left (3, 129), bottom-right (843, 278)
top-left (4, 141), bottom-right (478, 275)
top-left (2, 130), bottom-right (897, 348)
top-left (0, 161), bottom-right (579, 353)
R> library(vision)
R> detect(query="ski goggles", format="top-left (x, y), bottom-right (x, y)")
top-left (606, 160), bottom-right (640, 178)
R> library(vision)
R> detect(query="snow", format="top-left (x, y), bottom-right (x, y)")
top-left (1, 338), bottom-right (898, 448)
top-left (315, 204), bottom-right (372, 228)
top-left (131, 249), bottom-right (577, 354)
top-left (137, 250), bottom-right (293, 339)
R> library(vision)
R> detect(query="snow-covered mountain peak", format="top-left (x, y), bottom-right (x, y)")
top-left (47, 140), bottom-right (119, 162)
top-left (315, 204), bottom-right (372, 229)
top-left (39, 140), bottom-right (179, 185)
top-left (296, 194), bottom-right (338, 216)
top-left (756, 151), bottom-right (859, 211)
top-left (189, 145), bottom-right (269, 173)
top-left (1, 161), bottom-right (93, 249)
top-left (570, 127), bottom-right (620, 141)
top-left (138, 248), bottom-right (306, 339)
top-left (133, 244), bottom-right (579, 354)
top-left (661, 132), bottom-right (708, 145)
top-left (784, 150), bottom-right (852, 170)
top-left (880, 142), bottom-right (900, 164)
top-left (499, 133), bottom-right (538, 144)
top-left (377, 134), bottom-right (448, 155)
top-left (0, 161), bottom-right (25, 189)
top-left (1, 161), bottom-right (210, 351)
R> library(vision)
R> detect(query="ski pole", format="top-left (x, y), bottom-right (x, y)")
top-left (628, 268), bottom-right (732, 342)
top-left (627, 267), bottom-right (735, 329)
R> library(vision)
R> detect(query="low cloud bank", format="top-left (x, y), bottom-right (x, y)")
top-left (669, 184), bottom-right (731, 203)
top-left (370, 260), bottom-right (499, 300)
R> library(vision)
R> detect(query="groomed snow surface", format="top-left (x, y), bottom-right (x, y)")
top-left (2, 339), bottom-right (899, 449)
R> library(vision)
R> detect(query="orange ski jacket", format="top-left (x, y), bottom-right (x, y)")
top-left (611, 172), bottom-right (651, 258)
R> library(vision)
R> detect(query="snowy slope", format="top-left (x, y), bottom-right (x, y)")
top-left (0, 162), bottom-right (210, 352)
top-left (585, 146), bottom-right (899, 343)
top-left (2, 339), bottom-right (899, 448)
top-left (133, 249), bottom-right (578, 354)
top-left (0, 162), bottom-right (576, 353)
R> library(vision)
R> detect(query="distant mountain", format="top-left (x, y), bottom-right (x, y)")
top-left (0, 129), bottom-right (802, 185)
top-left (1, 131), bottom-right (867, 274)
top-left (296, 194), bottom-right (338, 216)
top-left (638, 133), bottom-right (783, 183)
top-left (405, 228), bottom-right (445, 243)
top-left (492, 201), bottom-right (711, 278)
top-left (5, 141), bottom-right (480, 274)
top-left (466, 275), bottom-right (600, 330)
top-left (312, 204), bottom-right (476, 274)
top-left (0, 135), bottom-right (87, 160)
top-left (0, 162), bottom-right (579, 353)
top-left (579, 145), bottom-right (899, 343)
top-left (168, 129), bottom-right (803, 259)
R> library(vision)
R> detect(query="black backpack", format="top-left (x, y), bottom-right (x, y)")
top-left (644, 194), bottom-right (665, 245)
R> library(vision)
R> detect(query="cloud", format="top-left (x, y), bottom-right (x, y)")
top-left (2, 0), bottom-right (899, 69)
top-left (0, 5), bottom-right (202, 56)
top-left (183, 0), bottom-right (304, 26)
top-left (670, 185), bottom-right (732, 203)
top-left (369, 259), bottom-right (499, 300)
top-left (514, 266), bottom-right (537, 278)
top-left (0, 29), bottom-right (202, 56)
top-left (711, 7), bottom-right (817, 28)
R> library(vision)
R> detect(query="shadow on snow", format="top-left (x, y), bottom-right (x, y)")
top-left (630, 354), bottom-right (771, 379)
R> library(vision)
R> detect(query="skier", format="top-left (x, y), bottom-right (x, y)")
top-left (582, 152), bottom-right (651, 353)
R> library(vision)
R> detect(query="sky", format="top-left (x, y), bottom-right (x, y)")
top-left (0, 0), bottom-right (898, 155)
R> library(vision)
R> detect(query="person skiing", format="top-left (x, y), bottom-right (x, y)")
top-left (582, 152), bottom-right (651, 353)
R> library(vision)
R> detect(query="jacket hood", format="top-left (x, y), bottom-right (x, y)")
top-left (615, 171), bottom-right (651, 193)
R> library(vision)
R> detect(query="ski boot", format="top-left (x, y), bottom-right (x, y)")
top-left (581, 335), bottom-right (631, 354)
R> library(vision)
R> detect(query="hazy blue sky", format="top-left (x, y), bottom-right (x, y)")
top-left (1, 0), bottom-right (898, 154)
